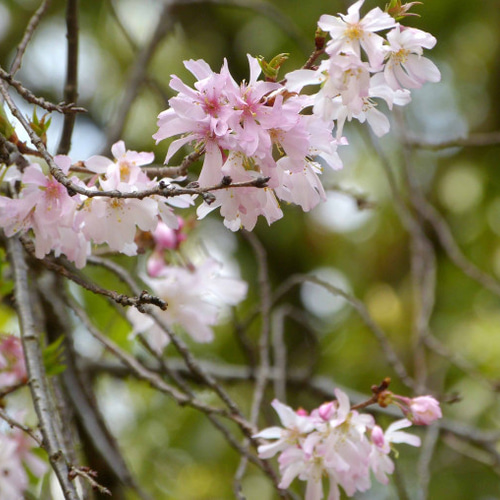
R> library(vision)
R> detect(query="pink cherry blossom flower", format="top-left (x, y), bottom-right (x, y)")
top-left (146, 219), bottom-right (187, 276)
top-left (197, 151), bottom-right (283, 231)
top-left (128, 258), bottom-right (247, 352)
top-left (369, 419), bottom-right (421, 485)
top-left (254, 399), bottom-right (316, 459)
top-left (153, 59), bottom-right (237, 165)
top-left (256, 390), bottom-right (424, 499)
top-left (0, 157), bottom-right (90, 265)
top-left (318, 0), bottom-right (395, 69)
top-left (384, 24), bottom-right (441, 90)
top-left (0, 158), bottom-right (79, 244)
top-left (85, 140), bottom-right (154, 186)
top-left (80, 187), bottom-right (159, 256)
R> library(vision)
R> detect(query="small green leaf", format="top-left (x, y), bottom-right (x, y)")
top-left (29, 108), bottom-right (52, 145)
top-left (43, 336), bottom-right (67, 377)
top-left (0, 105), bottom-right (15, 139)
top-left (257, 53), bottom-right (289, 81)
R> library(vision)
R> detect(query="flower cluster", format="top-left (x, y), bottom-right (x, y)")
top-left (0, 141), bottom-right (192, 268)
top-left (255, 389), bottom-right (441, 499)
top-left (0, 1), bottom-right (440, 259)
top-left (286, 0), bottom-right (440, 138)
top-left (154, 56), bottom-right (344, 231)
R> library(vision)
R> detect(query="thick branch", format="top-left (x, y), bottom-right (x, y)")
top-left (6, 236), bottom-right (79, 500)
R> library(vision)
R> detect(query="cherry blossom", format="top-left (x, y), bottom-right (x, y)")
top-left (128, 258), bottom-right (247, 352)
top-left (255, 388), bottom-right (433, 499)
top-left (318, 0), bottom-right (396, 69)
top-left (384, 25), bottom-right (441, 90)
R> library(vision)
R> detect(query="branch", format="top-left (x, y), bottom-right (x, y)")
top-left (367, 127), bottom-right (436, 393)
top-left (10, 0), bottom-right (52, 76)
top-left (234, 232), bottom-right (273, 488)
top-left (405, 131), bottom-right (500, 150)
top-left (82, 255), bottom-right (286, 494)
top-left (416, 198), bottom-right (500, 298)
top-left (67, 298), bottom-right (274, 477)
top-left (0, 407), bottom-right (43, 446)
top-left (68, 466), bottom-right (111, 496)
top-left (272, 274), bottom-right (416, 390)
top-left (6, 236), bottom-right (80, 500)
top-left (57, 0), bottom-right (79, 154)
top-left (417, 424), bottom-right (440, 500)
top-left (0, 67), bottom-right (86, 114)
top-left (83, 357), bottom-right (500, 448)
top-left (21, 240), bottom-right (166, 312)
top-left (1, 75), bottom-right (269, 204)
top-left (142, 149), bottom-right (204, 179)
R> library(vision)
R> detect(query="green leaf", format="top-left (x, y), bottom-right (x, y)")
top-left (43, 336), bottom-right (67, 377)
top-left (0, 105), bottom-right (15, 139)
top-left (257, 53), bottom-right (289, 81)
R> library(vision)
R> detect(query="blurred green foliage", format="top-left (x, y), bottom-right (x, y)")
top-left (1, 0), bottom-right (500, 498)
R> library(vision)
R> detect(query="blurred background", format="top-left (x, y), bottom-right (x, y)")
top-left (1, 0), bottom-right (500, 498)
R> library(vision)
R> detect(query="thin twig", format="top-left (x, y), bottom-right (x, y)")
top-left (0, 407), bottom-right (43, 446)
top-left (417, 198), bottom-right (500, 298)
top-left (442, 433), bottom-right (500, 476)
top-left (83, 356), bottom-right (500, 444)
top-left (367, 128), bottom-right (435, 393)
top-left (68, 466), bottom-right (111, 496)
top-left (81, 255), bottom-right (286, 494)
top-left (392, 460), bottom-right (410, 500)
top-left (400, 133), bottom-right (437, 393)
top-left (0, 380), bottom-right (27, 398)
top-left (1, 73), bottom-right (269, 202)
top-left (234, 232), bottom-right (273, 489)
top-left (405, 131), bottom-right (500, 150)
top-left (423, 334), bottom-right (500, 393)
top-left (272, 274), bottom-right (416, 390)
top-left (21, 240), bottom-right (166, 311)
top-left (10, 0), bottom-right (52, 76)
top-left (68, 299), bottom-right (271, 475)
top-left (271, 305), bottom-right (290, 403)
top-left (143, 149), bottom-right (204, 178)
top-left (0, 67), bottom-right (85, 114)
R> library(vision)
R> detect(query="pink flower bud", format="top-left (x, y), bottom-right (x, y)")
top-left (408, 396), bottom-right (442, 425)
top-left (153, 222), bottom-right (179, 250)
top-left (318, 401), bottom-right (335, 421)
top-left (371, 425), bottom-right (386, 449)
